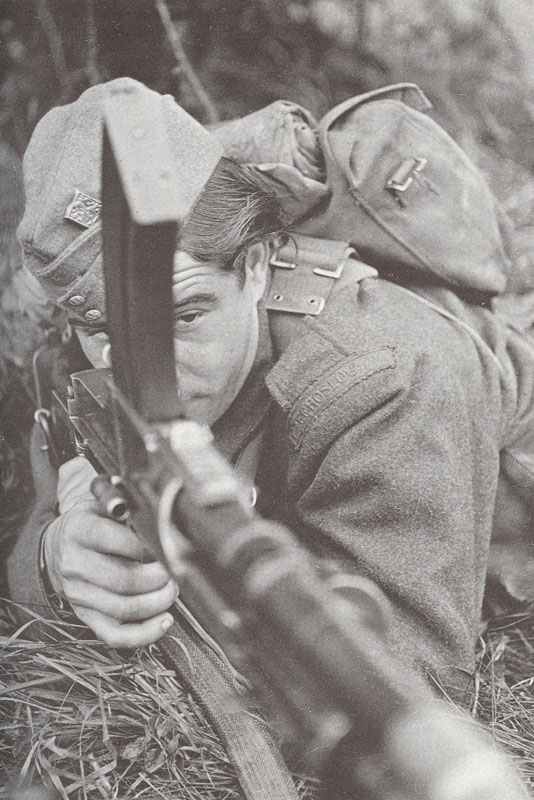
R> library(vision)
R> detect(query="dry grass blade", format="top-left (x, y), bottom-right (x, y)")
top-left (1, 601), bottom-right (532, 797)
top-left (471, 609), bottom-right (534, 786)
top-left (0, 605), bottom-right (320, 800)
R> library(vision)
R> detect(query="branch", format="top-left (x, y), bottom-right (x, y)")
top-left (85, 0), bottom-right (102, 86)
top-left (154, 0), bottom-right (219, 125)
top-left (35, 0), bottom-right (69, 93)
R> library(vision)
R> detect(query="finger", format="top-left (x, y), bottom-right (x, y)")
top-left (64, 512), bottom-right (153, 561)
top-left (61, 550), bottom-right (172, 595)
top-left (65, 576), bottom-right (178, 623)
top-left (57, 456), bottom-right (97, 513)
top-left (159, 517), bottom-right (193, 580)
top-left (74, 606), bottom-right (174, 649)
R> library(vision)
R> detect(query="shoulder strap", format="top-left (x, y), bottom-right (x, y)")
top-left (266, 233), bottom-right (377, 355)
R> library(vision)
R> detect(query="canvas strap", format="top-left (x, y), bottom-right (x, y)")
top-left (159, 618), bottom-right (300, 800)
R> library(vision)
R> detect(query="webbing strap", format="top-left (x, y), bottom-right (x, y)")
top-left (159, 619), bottom-right (299, 800)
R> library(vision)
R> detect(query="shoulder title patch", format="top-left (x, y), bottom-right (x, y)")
top-left (64, 189), bottom-right (101, 228)
top-left (288, 348), bottom-right (396, 448)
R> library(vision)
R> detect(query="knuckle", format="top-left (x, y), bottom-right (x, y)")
top-left (101, 630), bottom-right (123, 649)
top-left (60, 550), bottom-right (80, 579)
top-left (112, 572), bottom-right (130, 595)
top-left (127, 565), bottom-right (149, 595)
top-left (114, 596), bottom-right (132, 622)
top-left (163, 580), bottom-right (178, 605)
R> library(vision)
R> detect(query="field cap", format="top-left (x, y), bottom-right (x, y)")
top-left (17, 77), bottom-right (219, 328)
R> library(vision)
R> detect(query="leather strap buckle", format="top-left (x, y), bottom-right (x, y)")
top-left (266, 234), bottom-right (361, 316)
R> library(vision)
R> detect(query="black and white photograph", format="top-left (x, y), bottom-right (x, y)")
top-left (0, 1), bottom-right (533, 797)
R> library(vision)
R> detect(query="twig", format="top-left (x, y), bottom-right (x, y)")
top-left (85, 0), bottom-right (101, 86)
top-left (154, 0), bottom-right (219, 124)
top-left (34, 0), bottom-right (68, 93)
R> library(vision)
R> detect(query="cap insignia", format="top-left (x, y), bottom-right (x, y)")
top-left (64, 189), bottom-right (101, 229)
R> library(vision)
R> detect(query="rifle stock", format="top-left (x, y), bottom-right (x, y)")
top-left (45, 82), bottom-right (528, 799)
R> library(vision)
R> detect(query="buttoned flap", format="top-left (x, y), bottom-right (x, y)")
top-left (56, 252), bottom-right (106, 327)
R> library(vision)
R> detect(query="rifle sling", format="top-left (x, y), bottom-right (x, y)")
top-left (158, 618), bottom-right (300, 800)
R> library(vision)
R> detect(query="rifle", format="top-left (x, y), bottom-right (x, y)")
top-left (36, 82), bottom-right (528, 800)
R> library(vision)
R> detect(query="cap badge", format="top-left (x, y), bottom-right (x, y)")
top-left (64, 189), bottom-right (101, 229)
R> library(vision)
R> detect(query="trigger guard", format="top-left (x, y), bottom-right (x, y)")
top-left (157, 477), bottom-right (191, 577)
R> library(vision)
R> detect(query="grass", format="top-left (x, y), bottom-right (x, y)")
top-left (0, 601), bottom-right (532, 799)
top-left (0, 607), bottom-right (321, 800)
top-left (472, 608), bottom-right (534, 787)
top-left (0, 610), bottom-right (249, 799)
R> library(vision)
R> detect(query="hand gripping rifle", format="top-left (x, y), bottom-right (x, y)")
top-left (42, 83), bottom-right (528, 800)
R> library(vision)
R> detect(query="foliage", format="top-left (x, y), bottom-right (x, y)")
top-left (0, 2), bottom-right (533, 159)
top-left (475, 609), bottom-right (534, 786)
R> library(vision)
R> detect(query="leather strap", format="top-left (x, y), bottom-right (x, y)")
top-left (159, 619), bottom-right (299, 800)
top-left (266, 233), bottom-right (377, 356)
top-left (266, 233), bottom-right (376, 317)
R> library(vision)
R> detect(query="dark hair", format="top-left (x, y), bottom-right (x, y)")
top-left (180, 157), bottom-right (284, 276)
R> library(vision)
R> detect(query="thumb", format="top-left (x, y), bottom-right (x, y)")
top-left (57, 456), bottom-right (97, 514)
top-left (30, 421), bottom-right (58, 509)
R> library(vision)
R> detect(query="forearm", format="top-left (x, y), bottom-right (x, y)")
top-left (2, 417), bottom-right (64, 627)
top-left (5, 501), bottom-right (59, 626)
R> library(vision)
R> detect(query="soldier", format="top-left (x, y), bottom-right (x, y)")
top-left (6, 78), bottom-right (534, 703)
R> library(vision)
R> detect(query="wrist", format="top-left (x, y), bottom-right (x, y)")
top-left (38, 520), bottom-right (71, 618)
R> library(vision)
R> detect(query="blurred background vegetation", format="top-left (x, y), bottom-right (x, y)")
top-left (1, 0), bottom-right (534, 194)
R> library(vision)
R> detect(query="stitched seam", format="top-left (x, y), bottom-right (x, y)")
top-left (56, 246), bottom-right (103, 303)
top-left (304, 316), bottom-right (355, 356)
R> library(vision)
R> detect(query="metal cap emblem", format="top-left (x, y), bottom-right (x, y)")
top-left (64, 189), bottom-right (102, 228)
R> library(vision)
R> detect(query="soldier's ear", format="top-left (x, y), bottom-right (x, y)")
top-left (243, 240), bottom-right (271, 301)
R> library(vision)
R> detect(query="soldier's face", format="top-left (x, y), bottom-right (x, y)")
top-left (169, 248), bottom-right (269, 424)
top-left (76, 246), bottom-right (269, 426)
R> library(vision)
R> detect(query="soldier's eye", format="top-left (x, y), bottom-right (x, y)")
top-left (174, 310), bottom-right (204, 328)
